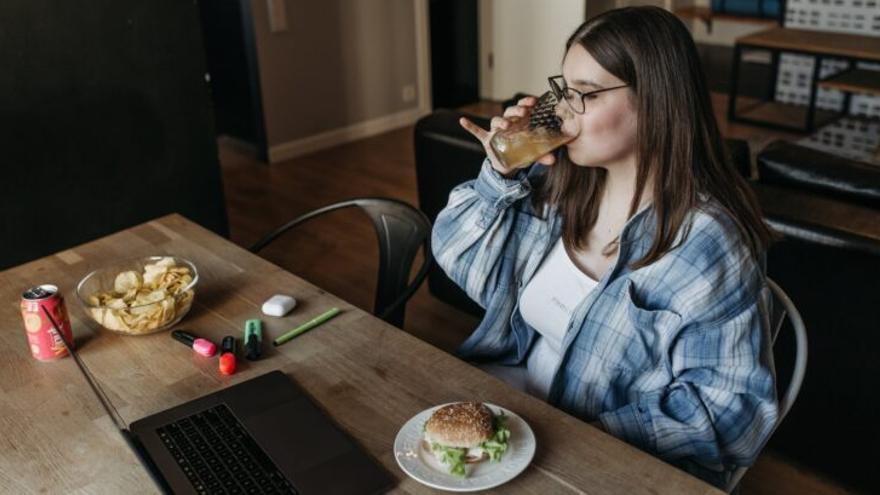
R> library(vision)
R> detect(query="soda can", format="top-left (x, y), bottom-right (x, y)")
top-left (20, 284), bottom-right (74, 361)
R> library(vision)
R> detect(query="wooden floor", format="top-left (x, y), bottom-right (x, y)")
top-left (218, 93), bottom-right (861, 494)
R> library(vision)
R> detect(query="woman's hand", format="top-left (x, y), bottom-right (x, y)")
top-left (459, 96), bottom-right (557, 177)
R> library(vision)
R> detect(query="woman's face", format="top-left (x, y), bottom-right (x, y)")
top-left (558, 44), bottom-right (637, 169)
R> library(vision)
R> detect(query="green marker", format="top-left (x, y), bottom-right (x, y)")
top-left (244, 319), bottom-right (262, 360)
top-left (273, 307), bottom-right (341, 347)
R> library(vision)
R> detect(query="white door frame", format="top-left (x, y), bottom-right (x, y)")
top-left (479, 0), bottom-right (494, 100)
top-left (414, 0), bottom-right (433, 115)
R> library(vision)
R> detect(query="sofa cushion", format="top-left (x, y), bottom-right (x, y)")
top-left (757, 140), bottom-right (880, 210)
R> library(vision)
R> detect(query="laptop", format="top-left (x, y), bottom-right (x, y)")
top-left (42, 308), bottom-right (394, 495)
top-left (129, 370), bottom-right (394, 495)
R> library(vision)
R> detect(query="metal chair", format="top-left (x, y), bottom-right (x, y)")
top-left (725, 278), bottom-right (808, 493)
top-left (250, 198), bottom-right (433, 328)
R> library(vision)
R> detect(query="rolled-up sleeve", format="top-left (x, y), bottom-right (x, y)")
top-left (431, 159), bottom-right (534, 308)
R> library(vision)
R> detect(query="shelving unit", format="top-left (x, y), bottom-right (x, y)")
top-left (727, 27), bottom-right (880, 132)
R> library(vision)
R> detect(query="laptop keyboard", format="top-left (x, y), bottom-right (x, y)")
top-left (157, 404), bottom-right (297, 494)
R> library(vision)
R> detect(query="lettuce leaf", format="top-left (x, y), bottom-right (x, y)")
top-left (481, 413), bottom-right (511, 462)
top-left (431, 443), bottom-right (467, 477)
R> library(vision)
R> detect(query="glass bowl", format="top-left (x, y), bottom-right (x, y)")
top-left (76, 256), bottom-right (198, 335)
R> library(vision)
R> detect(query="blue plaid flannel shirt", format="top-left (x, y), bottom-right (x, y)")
top-left (432, 160), bottom-right (779, 488)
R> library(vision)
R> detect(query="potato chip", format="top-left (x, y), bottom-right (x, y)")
top-left (114, 271), bottom-right (142, 293)
top-left (87, 258), bottom-right (195, 334)
top-left (107, 298), bottom-right (128, 310)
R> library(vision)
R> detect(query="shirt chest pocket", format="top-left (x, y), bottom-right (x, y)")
top-left (576, 280), bottom-right (682, 373)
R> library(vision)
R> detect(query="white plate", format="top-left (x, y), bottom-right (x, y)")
top-left (393, 403), bottom-right (536, 492)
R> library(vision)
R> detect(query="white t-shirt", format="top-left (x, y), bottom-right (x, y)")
top-left (480, 238), bottom-right (598, 399)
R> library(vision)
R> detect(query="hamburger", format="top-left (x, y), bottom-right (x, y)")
top-left (423, 402), bottom-right (511, 477)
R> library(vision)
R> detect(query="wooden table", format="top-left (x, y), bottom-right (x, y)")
top-left (0, 215), bottom-right (722, 494)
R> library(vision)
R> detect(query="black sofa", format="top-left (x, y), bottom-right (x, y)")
top-left (762, 214), bottom-right (880, 491)
top-left (414, 110), bottom-right (489, 317)
top-left (755, 141), bottom-right (880, 491)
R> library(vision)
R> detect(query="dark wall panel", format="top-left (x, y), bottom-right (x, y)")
top-left (429, 0), bottom-right (479, 109)
top-left (0, 0), bottom-right (228, 269)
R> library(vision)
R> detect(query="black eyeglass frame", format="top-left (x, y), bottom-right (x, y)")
top-left (548, 75), bottom-right (629, 114)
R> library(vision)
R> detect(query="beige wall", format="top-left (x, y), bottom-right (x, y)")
top-left (249, 0), bottom-right (420, 150)
top-left (479, 0), bottom-right (586, 100)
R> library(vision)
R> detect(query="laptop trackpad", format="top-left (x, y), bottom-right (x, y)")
top-left (246, 396), bottom-right (354, 473)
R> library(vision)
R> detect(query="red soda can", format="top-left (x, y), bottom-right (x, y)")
top-left (20, 284), bottom-right (74, 361)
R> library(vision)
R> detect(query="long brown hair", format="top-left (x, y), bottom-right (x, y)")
top-left (533, 6), bottom-right (773, 266)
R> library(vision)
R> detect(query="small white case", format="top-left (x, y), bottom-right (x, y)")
top-left (261, 294), bottom-right (297, 317)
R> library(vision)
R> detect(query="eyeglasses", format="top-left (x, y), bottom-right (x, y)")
top-left (548, 75), bottom-right (628, 114)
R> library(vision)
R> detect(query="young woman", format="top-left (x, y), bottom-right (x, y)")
top-left (432, 6), bottom-right (779, 488)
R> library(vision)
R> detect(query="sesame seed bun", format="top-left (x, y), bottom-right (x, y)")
top-left (424, 402), bottom-right (494, 449)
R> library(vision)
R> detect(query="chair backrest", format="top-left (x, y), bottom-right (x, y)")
top-left (250, 198), bottom-right (432, 328)
top-left (725, 278), bottom-right (808, 493)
